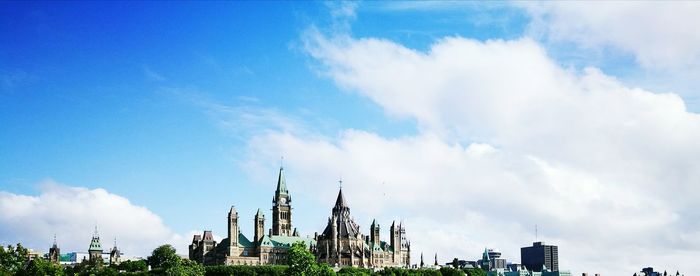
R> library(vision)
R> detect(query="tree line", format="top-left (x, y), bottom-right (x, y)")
top-left (0, 242), bottom-right (487, 276)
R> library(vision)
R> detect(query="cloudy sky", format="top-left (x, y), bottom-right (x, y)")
top-left (2, 2), bottom-right (699, 275)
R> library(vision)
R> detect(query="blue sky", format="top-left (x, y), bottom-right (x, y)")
top-left (3, 2), bottom-right (700, 275)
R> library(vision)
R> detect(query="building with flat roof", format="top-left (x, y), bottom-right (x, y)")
top-left (521, 242), bottom-right (558, 272)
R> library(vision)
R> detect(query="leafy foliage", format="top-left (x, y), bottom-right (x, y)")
top-left (463, 268), bottom-right (487, 276)
top-left (17, 258), bottom-right (65, 276)
top-left (118, 259), bottom-right (148, 272)
top-left (438, 267), bottom-right (464, 276)
top-left (204, 265), bottom-right (288, 275)
top-left (0, 243), bottom-right (29, 274)
top-left (337, 266), bottom-right (372, 275)
top-left (148, 245), bottom-right (180, 270)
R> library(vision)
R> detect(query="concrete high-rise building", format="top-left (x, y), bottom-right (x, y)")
top-left (521, 242), bottom-right (558, 272)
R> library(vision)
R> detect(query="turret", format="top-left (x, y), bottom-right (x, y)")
top-left (370, 219), bottom-right (380, 245)
top-left (420, 252), bottom-right (424, 268)
top-left (228, 206), bottom-right (240, 256)
top-left (390, 221), bottom-right (399, 262)
top-left (88, 226), bottom-right (103, 262)
top-left (109, 238), bottom-right (121, 265)
top-left (48, 234), bottom-right (60, 264)
top-left (331, 215), bottom-right (338, 261)
top-left (254, 208), bottom-right (265, 243)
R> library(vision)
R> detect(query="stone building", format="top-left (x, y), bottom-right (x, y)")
top-left (189, 167), bottom-right (315, 265)
top-left (189, 167), bottom-right (411, 268)
top-left (88, 227), bottom-right (102, 262)
top-left (48, 235), bottom-right (60, 264)
top-left (109, 239), bottom-right (121, 265)
top-left (316, 186), bottom-right (411, 268)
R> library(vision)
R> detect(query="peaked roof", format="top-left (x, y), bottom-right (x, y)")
top-left (256, 208), bottom-right (264, 217)
top-left (89, 227), bottom-right (101, 252)
top-left (276, 167), bottom-right (288, 195)
top-left (321, 188), bottom-right (361, 239)
top-left (333, 188), bottom-right (348, 211)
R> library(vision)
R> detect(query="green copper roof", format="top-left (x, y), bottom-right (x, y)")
top-left (365, 240), bottom-right (385, 252)
top-left (89, 236), bottom-right (101, 251)
top-left (89, 227), bottom-right (102, 252)
top-left (238, 233), bottom-right (254, 248)
top-left (260, 235), bottom-right (274, 247)
top-left (276, 167), bottom-right (288, 195)
top-left (267, 235), bottom-right (316, 249)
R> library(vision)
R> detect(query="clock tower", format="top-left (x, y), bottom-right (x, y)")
top-left (272, 166), bottom-right (292, 236)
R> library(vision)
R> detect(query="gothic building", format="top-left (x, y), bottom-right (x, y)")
top-left (109, 239), bottom-right (121, 265)
top-left (48, 235), bottom-right (60, 264)
top-left (316, 187), bottom-right (411, 268)
top-left (189, 167), bottom-right (411, 268)
top-left (189, 167), bottom-right (315, 265)
top-left (88, 227), bottom-right (102, 262)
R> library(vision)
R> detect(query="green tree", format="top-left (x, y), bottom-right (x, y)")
top-left (148, 244), bottom-right (180, 270)
top-left (117, 259), bottom-right (148, 272)
top-left (17, 258), bottom-right (65, 276)
top-left (286, 241), bottom-right (319, 276)
top-left (463, 268), bottom-right (487, 276)
top-left (0, 243), bottom-right (29, 274)
top-left (165, 259), bottom-right (204, 276)
top-left (440, 266), bottom-right (465, 276)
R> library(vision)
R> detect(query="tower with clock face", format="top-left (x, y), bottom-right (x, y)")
top-left (272, 166), bottom-right (292, 236)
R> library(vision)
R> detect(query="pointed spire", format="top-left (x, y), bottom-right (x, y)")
top-left (276, 166), bottom-right (288, 195)
top-left (334, 184), bottom-right (348, 209)
top-left (256, 208), bottom-right (263, 217)
top-left (89, 226), bottom-right (102, 251)
top-left (420, 252), bottom-right (424, 268)
top-left (53, 234), bottom-right (57, 247)
top-left (371, 219), bottom-right (377, 227)
top-left (434, 253), bottom-right (438, 266)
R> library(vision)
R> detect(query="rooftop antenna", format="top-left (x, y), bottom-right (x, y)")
top-left (535, 224), bottom-right (538, 241)
top-left (339, 178), bottom-right (343, 189)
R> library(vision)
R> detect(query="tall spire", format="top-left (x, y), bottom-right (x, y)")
top-left (434, 253), bottom-right (438, 266)
top-left (276, 166), bottom-right (288, 195)
top-left (53, 234), bottom-right (57, 247)
top-left (420, 252), bottom-right (424, 268)
top-left (333, 184), bottom-right (349, 212)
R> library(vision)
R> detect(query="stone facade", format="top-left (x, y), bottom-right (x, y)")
top-left (189, 167), bottom-right (411, 268)
top-left (88, 227), bottom-right (102, 262)
top-left (48, 235), bottom-right (60, 264)
top-left (316, 187), bottom-right (411, 268)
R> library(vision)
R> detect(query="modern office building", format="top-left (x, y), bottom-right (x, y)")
top-left (521, 242), bottom-right (558, 272)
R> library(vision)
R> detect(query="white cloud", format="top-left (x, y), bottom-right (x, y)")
top-left (235, 31), bottom-right (700, 274)
top-left (0, 180), bottom-right (191, 257)
top-left (520, 2), bottom-right (700, 70)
